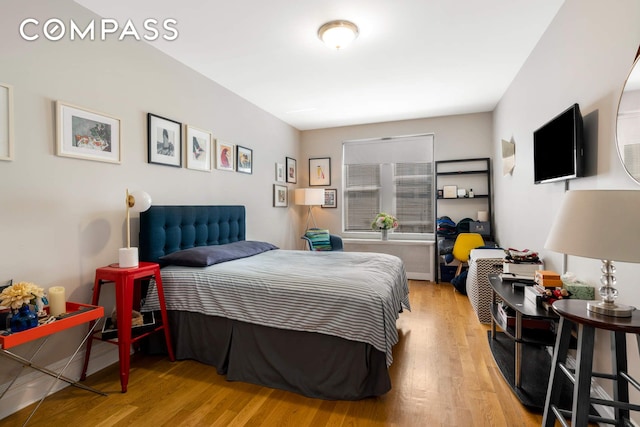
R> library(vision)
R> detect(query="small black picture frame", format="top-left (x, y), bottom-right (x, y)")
top-left (286, 157), bottom-right (297, 183)
top-left (322, 188), bottom-right (337, 208)
top-left (148, 113), bottom-right (182, 167)
top-left (236, 145), bottom-right (253, 174)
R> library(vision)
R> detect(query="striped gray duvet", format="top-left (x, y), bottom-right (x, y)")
top-left (143, 249), bottom-right (410, 366)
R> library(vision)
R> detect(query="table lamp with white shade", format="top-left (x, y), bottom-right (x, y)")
top-left (294, 188), bottom-right (325, 231)
top-left (119, 189), bottom-right (152, 268)
top-left (544, 189), bottom-right (640, 317)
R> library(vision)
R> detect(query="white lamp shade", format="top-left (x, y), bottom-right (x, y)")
top-left (129, 190), bottom-right (152, 213)
top-left (295, 188), bottom-right (325, 206)
top-left (545, 190), bottom-right (640, 263)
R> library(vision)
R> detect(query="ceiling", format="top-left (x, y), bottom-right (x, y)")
top-left (74, 0), bottom-right (564, 131)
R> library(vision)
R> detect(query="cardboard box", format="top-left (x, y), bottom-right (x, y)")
top-left (469, 221), bottom-right (491, 236)
top-left (535, 270), bottom-right (562, 288)
top-left (535, 270), bottom-right (560, 280)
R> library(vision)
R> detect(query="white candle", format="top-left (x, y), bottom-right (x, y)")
top-left (48, 286), bottom-right (66, 316)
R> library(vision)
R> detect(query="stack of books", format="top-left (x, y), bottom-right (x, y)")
top-left (501, 261), bottom-right (544, 281)
top-left (525, 284), bottom-right (547, 305)
top-left (496, 303), bottom-right (516, 325)
top-left (502, 247), bottom-right (544, 280)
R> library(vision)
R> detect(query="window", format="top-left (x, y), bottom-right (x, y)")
top-left (343, 134), bottom-right (434, 236)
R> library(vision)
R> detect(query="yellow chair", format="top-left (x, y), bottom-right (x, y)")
top-left (452, 233), bottom-right (485, 277)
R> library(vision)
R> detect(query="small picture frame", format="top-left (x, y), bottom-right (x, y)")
top-left (286, 157), bottom-right (297, 183)
top-left (309, 157), bottom-right (331, 186)
top-left (215, 139), bottom-right (235, 171)
top-left (236, 145), bottom-right (253, 174)
top-left (457, 188), bottom-right (467, 198)
top-left (443, 185), bottom-right (457, 199)
top-left (322, 188), bottom-right (337, 208)
top-left (56, 101), bottom-right (121, 164)
top-left (0, 83), bottom-right (14, 161)
top-left (185, 125), bottom-right (212, 172)
top-left (273, 184), bottom-right (288, 207)
top-left (275, 163), bottom-right (285, 182)
top-left (148, 113), bottom-right (182, 167)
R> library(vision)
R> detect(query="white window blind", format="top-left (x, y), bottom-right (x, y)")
top-left (343, 134), bottom-right (434, 234)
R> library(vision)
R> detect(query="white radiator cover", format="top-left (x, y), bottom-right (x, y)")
top-left (343, 239), bottom-right (433, 281)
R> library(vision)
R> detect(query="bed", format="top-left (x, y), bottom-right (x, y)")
top-left (139, 205), bottom-right (410, 400)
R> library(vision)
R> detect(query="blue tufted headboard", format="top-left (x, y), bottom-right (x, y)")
top-left (139, 205), bottom-right (246, 264)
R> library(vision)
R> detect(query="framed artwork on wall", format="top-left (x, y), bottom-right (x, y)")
top-left (215, 139), bottom-right (235, 171)
top-left (56, 101), bottom-right (121, 164)
top-left (273, 184), bottom-right (288, 207)
top-left (286, 157), bottom-right (297, 183)
top-left (322, 188), bottom-right (337, 208)
top-left (148, 113), bottom-right (182, 167)
top-left (236, 145), bottom-right (253, 174)
top-left (275, 163), bottom-right (285, 182)
top-left (0, 83), bottom-right (13, 161)
top-left (309, 157), bottom-right (331, 186)
top-left (185, 125), bottom-right (212, 172)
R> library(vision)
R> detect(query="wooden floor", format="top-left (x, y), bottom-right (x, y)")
top-left (5, 280), bottom-right (547, 426)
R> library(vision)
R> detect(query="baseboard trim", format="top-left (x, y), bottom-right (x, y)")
top-left (0, 341), bottom-right (118, 420)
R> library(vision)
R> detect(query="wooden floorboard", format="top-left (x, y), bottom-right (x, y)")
top-left (3, 280), bottom-right (547, 426)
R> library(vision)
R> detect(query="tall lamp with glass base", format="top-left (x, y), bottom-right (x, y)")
top-left (544, 190), bottom-right (640, 317)
top-left (294, 188), bottom-right (325, 231)
top-left (118, 189), bottom-right (152, 268)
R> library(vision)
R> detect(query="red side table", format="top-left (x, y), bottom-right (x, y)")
top-left (80, 262), bottom-right (175, 392)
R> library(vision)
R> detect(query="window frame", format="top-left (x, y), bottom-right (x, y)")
top-left (341, 133), bottom-right (435, 240)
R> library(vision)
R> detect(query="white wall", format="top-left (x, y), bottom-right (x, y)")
top-left (493, 0), bottom-right (640, 417)
top-left (0, 0), bottom-right (300, 410)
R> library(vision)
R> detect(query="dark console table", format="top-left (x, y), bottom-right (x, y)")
top-left (488, 273), bottom-right (561, 410)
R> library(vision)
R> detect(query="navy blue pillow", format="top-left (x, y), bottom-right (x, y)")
top-left (159, 240), bottom-right (278, 267)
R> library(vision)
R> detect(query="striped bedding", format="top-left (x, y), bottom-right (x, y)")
top-left (143, 249), bottom-right (410, 366)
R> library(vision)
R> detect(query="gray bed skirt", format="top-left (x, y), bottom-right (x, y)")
top-left (148, 310), bottom-right (391, 400)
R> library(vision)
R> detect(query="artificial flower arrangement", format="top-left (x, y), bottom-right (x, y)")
top-left (371, 212), bottom-right (399, 230)
top-left (0, 281), bottom-right (45, 311)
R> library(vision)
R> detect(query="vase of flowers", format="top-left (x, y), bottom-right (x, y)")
top-left (0, 281), bottom-right (44, 332)
top-left (371, 213), bottom-right (398, 241)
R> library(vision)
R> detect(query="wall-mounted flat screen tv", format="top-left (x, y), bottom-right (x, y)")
top-left (533, 103), bottom-right (584, 184)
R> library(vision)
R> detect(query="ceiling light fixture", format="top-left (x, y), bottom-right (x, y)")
top-left (318, 20), bottom-right (359, 50)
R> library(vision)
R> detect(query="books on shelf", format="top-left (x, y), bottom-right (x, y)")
top-left (495, 301), bottom-right (554, 330)
top-left (101, 311), bottom-right (156, 340)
